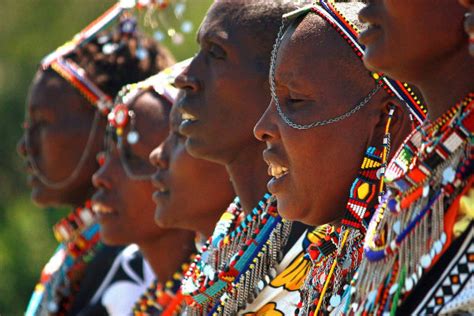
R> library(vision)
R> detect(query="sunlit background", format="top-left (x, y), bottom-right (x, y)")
top-left (0, 1), bottom-right (212, 314)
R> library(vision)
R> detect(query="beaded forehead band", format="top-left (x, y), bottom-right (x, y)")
top-left (41, 0), bottom-right (187, 114)
top-left (25, 0), bottom-right (162, 189)
top-left (106, 59), bottom-right (190, 180)
top-left (40, 2), bottom-right (136, 114)
top-left (269, 0), bottom-right (427, 130)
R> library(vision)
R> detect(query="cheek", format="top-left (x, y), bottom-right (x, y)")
top-left (169, 148), bottom-right (198, 197)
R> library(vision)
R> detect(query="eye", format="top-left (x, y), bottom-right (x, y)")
top-left (208, 43), bottom-right (226, 60)
top-left (285, 96), bottom-right (309, 113)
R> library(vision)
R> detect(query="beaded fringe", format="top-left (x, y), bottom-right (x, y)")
top-left (351, 147), bottom-right (466, 314)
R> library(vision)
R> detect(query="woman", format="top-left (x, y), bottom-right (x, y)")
top-left (139, 89), bottom-right (234, 315)
top-left (349, 1), bottom-right (473, 314)
top-left (88, 63), bottom-right (199, 315)
top-left (17, 3), bottom-right (174, 315)
top-left (254, 1), bottom-right (425, 314)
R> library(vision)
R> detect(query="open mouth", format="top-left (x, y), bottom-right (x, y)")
top-left (182, 112), bottom-right (198, 122)
top-left (92, 201), bottom-right (116, 215)
top-left (268, 163), bottom-right (289, 179)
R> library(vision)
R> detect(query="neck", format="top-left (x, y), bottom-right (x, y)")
top-left (193, 214), bottom-right (223, 237)
top-left (138, 229), bottom-right (194, 282)
top-left (225, 142), bottom-right (269, 213)
top-left (415, 49), bottom-right (474, 120)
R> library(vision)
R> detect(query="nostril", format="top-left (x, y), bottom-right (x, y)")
top-left (174, 73), bottom-right (199, 93)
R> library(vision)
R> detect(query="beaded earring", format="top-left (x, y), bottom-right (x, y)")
top-left (296, 105), bottom-right (397, 315)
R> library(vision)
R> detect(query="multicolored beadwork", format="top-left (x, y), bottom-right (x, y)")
top-left (295, 146), bottom-right (384, 315)
top-left (26, 201), bottom-right (102, 316)
top-left (133, 258), bottom-right (193, 316)
top-left (349, 93), bottom-right (474, 315)
top-left (180, 194), bottom-right (293, 315)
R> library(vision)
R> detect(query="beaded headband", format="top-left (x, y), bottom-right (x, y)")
top-left (40, 2), bottom-right (135, 114)
top-left (40, 0), bottom-right (184, 114)
top-left (106, 59), bottom-right (190, 180)
top-left (25, 0), bottom-right (158, 189)
top-left (270, 0), bottom-right (427, 130)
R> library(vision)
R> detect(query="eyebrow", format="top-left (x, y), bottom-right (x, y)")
top-left (196, 24), bottom-right (229, 46)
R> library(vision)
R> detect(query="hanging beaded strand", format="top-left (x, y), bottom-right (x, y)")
top-left (350, 93), bottom-right (474, 315)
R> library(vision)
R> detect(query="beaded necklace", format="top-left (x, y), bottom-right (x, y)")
top-left (133, 257), bottom-right (194, 316)
top-left (181, 194), bottom-right (293, 315)
top-left (26, 201), bottom-right (102, 316)
top-left (269, 0), bottom-right (424, 314)
top-left (349, 93), bottom-right (474, 315)
top-left (294, 146), bottom-right (383, 316)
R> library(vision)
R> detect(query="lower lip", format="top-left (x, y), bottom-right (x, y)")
top-left (359, 25), bottom-right (382, 46)
top-left (152, 191), bottom-right (169, 204)
top-left (179, 119), bottom-right (199, 136)
top-left (267, 172), bottom-right (289, 194)
top-left (96, 210), bottom-right (118, 223)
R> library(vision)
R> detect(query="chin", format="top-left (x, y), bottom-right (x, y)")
top-left (30, 187), bottom-right (61, 208)
top-left (154, 209), bottom-right (179, 230)
top-left (100, 231), bottom-right (127, 246)
top-left (184, 137), bottom-right (222, 164)
top-left (275, 196), bottom-right (303, 222)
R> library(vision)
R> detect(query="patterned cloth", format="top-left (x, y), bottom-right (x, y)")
top-left (240, 230), bottom-right (314, 315)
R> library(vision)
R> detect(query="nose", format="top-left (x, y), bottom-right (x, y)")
top-left (174, 64), bottom-right (199, 92)
top-left (17, 134), bottom-right (27, 158)
top-left (254, 99), bottom-right (280, 142)
top-left (92, 152), bottom-right (113, 190)
top-left (149, 142), bottom-right (169, 170)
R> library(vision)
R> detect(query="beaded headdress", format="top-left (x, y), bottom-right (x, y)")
top-left (25, 1), bottom-right (183, 189)
top-left (268, 1), bottom-right (427, 314)
top-left (269, 0), bottom-right (427, 131)
top-left (40, 0), bottom-right (190, 114)
top-left (105, 59), bottom-right (190, 180)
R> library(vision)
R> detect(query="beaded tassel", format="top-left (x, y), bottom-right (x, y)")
top-left (351, 93), bottom-right (474, 315)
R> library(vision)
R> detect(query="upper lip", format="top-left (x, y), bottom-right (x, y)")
top-left (263, 148), bottom-right (289, 179)
top-left (358, 5), bottom-right (382, 28)
top-left (91, 193), bottom-right (115, 214)
top-left (176, 95), bottom-right (200, 122)
top-left (151, 173), bottom-right (169, 193)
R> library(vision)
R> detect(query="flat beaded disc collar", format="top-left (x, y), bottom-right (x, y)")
top-left (269, 0), bottom-right (427, 131)
top-left (105, 59), bottom-right (190, 180)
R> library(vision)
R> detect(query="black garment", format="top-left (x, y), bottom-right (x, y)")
top-left (70, 245), bottom-right (150, 316)
top-left (397, 222), bottom-right (473, 315)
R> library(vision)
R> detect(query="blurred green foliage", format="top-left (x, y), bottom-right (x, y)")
top-left (0, 1), bottom-right (211, 314)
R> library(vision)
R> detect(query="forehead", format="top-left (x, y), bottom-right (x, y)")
top-left (198, 2), bottom-right (251, 50)
top-left (275, 14), bottom-right (367, 88)
top-left (28, 70), bottom-right (88, 113)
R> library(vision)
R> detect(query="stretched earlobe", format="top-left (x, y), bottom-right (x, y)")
top-left (366, 96), bottom-right (413, 162)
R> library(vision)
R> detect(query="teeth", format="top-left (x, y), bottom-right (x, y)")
top-left (182, 112), bottom-right (197, 121)
top-left (268, 164), bottom-right (289, 179)
top-left (92, 202), bottom-right (114, 214)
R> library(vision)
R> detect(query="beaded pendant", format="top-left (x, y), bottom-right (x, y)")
top-left (350, 93), bottom-right (474, 315)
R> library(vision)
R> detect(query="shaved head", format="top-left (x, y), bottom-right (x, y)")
top-left (205, 0), bottom-right (299, 73)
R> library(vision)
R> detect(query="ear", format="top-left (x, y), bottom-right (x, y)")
top-left (366, 95), bottom-right (413, 160)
